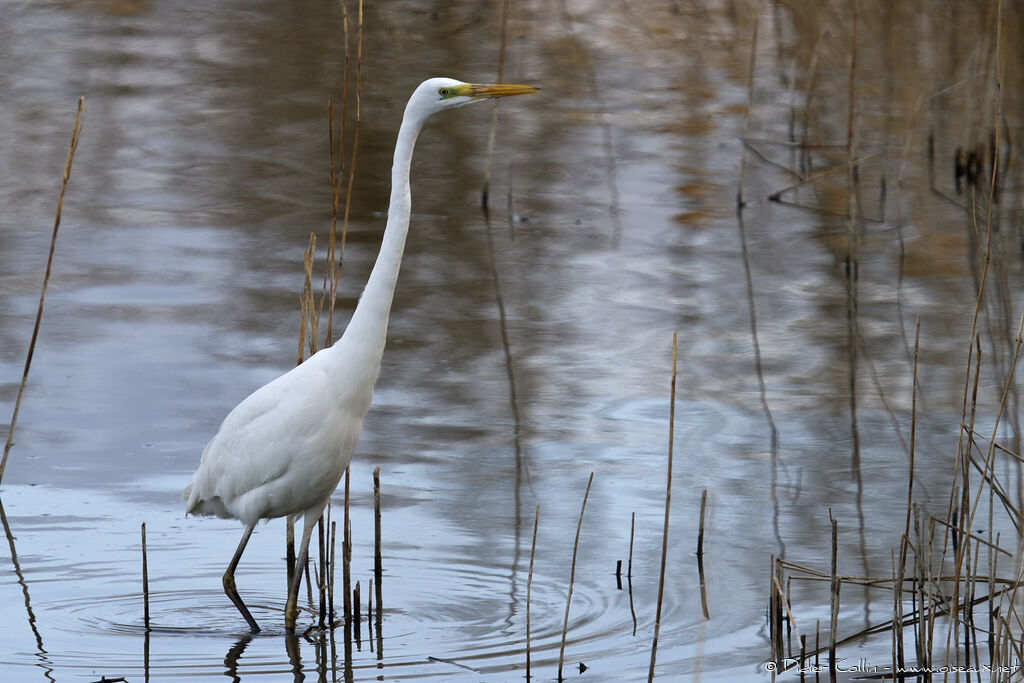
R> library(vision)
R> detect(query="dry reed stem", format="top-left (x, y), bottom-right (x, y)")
top-left (526, 504), bottom-right (539, 680)
top-left (334, 0), bottom-right (363, 315)
top-left (950, 0), bottom-right (1007, 598)
top-left (828, 511), bottom-right (839, 678)
top-left (772, 576), bottom-right (802, 647)
top-left (316, 515), bottom-right (327, 629)
top-left (141, 522), bottom-right (150, 631)
top-left (891, 548), bottom-right (903, 675)
top-left (962, 447), bottom-right (1021, 531)
top-left (769, 555), bottom-right (779, 665)
top-left (323, 96), bottom-right (340, 346)
top-left (0, 97), bottom-right (85, 484)
top-left (648, 332), bottom-right (678, 682)
top-left (353, 580), bottom-right (360, 628)
top-left (963, 313), bottom-right (1024, 552)
top-left (373, 466), bottom-right (382, 628)
top-left (343, 466), bottom-right (351, 625)
top-left (329, 519), bottom-right (337, 626)
top-left (628, 511), bottom-right (638, 635)
top-left (899, 316), bottom-right (920, 579)
top-left (302, 233), bottom-right (318, 361)
top-left (767, 151), bottom-right (881, 202)
top-left (322, 0), bottom-right (351, 347)
top-left (558, 472), bottom-right (594, 682)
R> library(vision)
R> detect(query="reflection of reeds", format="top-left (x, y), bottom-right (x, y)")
top-left (736, 8), bottom-right (759, 208)
top-left (481, 0), bottom-right (511, 209)
top-left (697, 489), bottom-right (709, 620)
top-left (0, 97), bottom-right (85, 485)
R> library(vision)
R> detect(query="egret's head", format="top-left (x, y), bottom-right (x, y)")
top-left (408, 77), bottom-right (539, 120)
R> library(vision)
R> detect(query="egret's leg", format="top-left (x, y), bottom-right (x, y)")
top-left (284, 504), bottom-right (325, 629)
top-left (224, 521), bottom-right (260, 633)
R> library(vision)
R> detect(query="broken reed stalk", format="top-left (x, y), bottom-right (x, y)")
top-left (329, 519), bottom-right (337, 626)
top-left (769, 555), bottom-right (783, 664)
top-left (772, 575), bottom-right (802, 647)
top-left (900, 316), bottom-right (920, 575)
top-left (332, 0), bottom-right (363, 331)
top-left (367, 577), bottom-right (373, 644)
top-left (628, 511), bottom-right (639, 635)
top-left (290, 233), bottom-right (318, 586)
top-left (526, 504), bottom-right (539, 680)
top-left (322, 0), bottom-right (352, 346)
top-left (141, 522), bottom-right (150, 631)
top-left (325, 95), bottom-right (340, 339)
top-left (892, 548), bottom-right (904, 675)
top-left (304, 553), bottom-right (314, 609)
top-left (648, 332), bottom-right (678, 683)
top-left (963, 313), bottom-right (1024, 559)
top-left (829, 511), bottom-right (839, 680)
top-left (373, 466), bottom-right (383, 626)
top-left (0, 97), bottom-right (85, 485)
top-left (557, 472), bottom-right (594, 683)
top-left (736, 7), bottom-right (758, 208)
top-left (353, 580), bottom-right (361, 629)
top-left (300, 233), bottom-right (317, 362)
top-left (343, 466), bottom-right (352, 625)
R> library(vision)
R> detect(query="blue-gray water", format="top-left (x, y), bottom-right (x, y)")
top-left (1, 1), bottom-right (1022, 680)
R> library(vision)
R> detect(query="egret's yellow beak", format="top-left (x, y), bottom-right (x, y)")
top-left (463, 83), bottom-right (540, 99)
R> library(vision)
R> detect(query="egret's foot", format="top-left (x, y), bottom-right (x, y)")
top-left (284, 594), bottom-right (298, 630)
top-left (223, 570), bottom-right (261, 633)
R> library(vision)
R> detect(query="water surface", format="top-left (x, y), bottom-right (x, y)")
top-left (1, 0), bottom-right (1022, 680)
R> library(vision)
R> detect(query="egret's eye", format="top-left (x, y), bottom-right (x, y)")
top-left (438, 87), bottom-right (450, 98)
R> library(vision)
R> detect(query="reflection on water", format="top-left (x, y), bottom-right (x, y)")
top-left (1, 0), bottom-right (1023, 680)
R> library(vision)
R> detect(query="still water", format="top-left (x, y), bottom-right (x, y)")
top-left (1, 0), bottom-right (1022, 680)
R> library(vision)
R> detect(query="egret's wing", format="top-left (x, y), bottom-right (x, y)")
top-left (184, 356), bottom-right (345, 518)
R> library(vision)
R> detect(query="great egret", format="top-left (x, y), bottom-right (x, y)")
top-left (183, 77), bottom-right (539, 632)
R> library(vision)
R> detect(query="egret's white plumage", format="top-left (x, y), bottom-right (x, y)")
top-left (183, 77), bottom-right (538, 632)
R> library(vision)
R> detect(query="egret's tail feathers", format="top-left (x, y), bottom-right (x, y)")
top-left (183, 477), bottom-right (230, 518)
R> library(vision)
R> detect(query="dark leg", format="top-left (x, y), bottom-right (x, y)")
top-left (224, 521), bottom-right (260, 633)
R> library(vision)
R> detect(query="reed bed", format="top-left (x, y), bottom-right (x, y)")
top-left (758, 0), bottom-right (1024, 675)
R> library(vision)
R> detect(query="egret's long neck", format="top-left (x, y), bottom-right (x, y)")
top-left (332, 107), bottom-right (426, 385)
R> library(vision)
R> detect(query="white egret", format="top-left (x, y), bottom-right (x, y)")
top-left (183, 77), bottom-right (539, 632)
